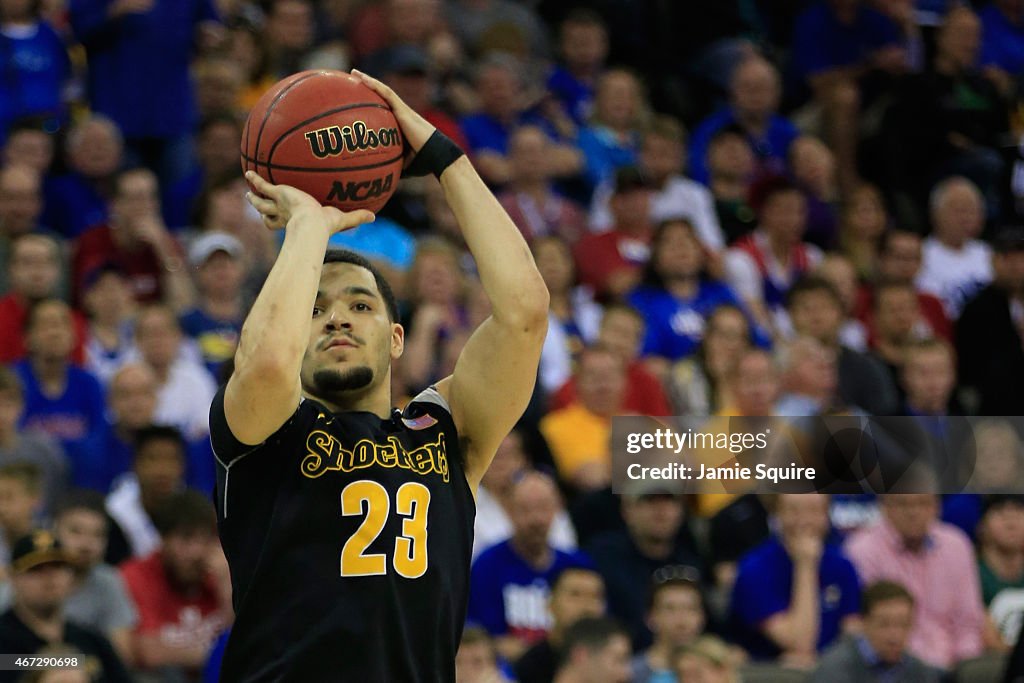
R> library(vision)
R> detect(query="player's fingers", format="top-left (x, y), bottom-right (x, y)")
top-left (262, 213), bottom-right (283, 231)
top-left (245, 171), bottom-right (280, 200)
top-left (333, 208), bottom-right (376, 232)
top-left (351, 69), bottom-right (400, 107)
top-left (245, 191), bottom-right (278, 216)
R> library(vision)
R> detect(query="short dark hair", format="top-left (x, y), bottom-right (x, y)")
top-left (134, 425), bottom-right (187, 457)
top-left (54, 490), bottom-right (108, 527)
top-left (785, 275), bottom-right (842, 311)
top-left (561, 7), bottom-right (605, 30)
top-left (323, 249), bottom-right (400, 322)
top-left (23, 298), bottom-right (69, 334)
top-left (647, 577), bottom-right (704, 612)
top-left (0, 462), bottom-right (41, 494)
top-left (551, 564), bottom-right (603, 593)
top-left (879, 228), bottom-right (922, 255)
top-left (152, 490), bottom-right (217, 538)
top-left (862, 580), bottom-right (914, 616)
top-left (559, 617), bottom-right (628, 666)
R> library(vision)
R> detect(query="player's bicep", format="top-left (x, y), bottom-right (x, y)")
top-left (222, 369), bottom-right (302, 447)
top-left (441, 315), bottom-right (546, 487)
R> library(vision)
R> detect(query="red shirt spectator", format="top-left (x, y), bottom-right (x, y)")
top-left (0, 293), bottom-right (87, 364)
top-left (854, 285), bottom-right (951, 346)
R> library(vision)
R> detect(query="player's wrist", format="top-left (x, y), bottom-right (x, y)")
top-left (402, 129), bottom-right (465, 179)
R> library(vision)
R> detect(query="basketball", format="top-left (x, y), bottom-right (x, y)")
top-left (241, 70), bottom-right (405, 214)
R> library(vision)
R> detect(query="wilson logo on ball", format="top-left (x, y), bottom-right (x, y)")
top-left (327, 174), bottom-right (395, 202)
top-left (305, 121), bottom-right (401, 159)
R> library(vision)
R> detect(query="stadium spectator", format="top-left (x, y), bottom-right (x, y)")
top-left (106, 425), bottom-right (187, 562)
top-left (592, 117), bottom-right (724, 253)
top-left (88, 363), bottom-right (159, 496)
top-left (1, 117), bottom-right (55, 175)
top-left (0, 234), bottom-right (86, 364)
top-left (810, 580), bottom-right (941, 683)
top-left (667, 304), bottom-right (751, 416)
top-left (540, 346), bottom-right (624, 491)
top-left (956, 226), bottom-right (1024, 415)
top-left (0, 0), bottom-right (70, 143)
top-left (69, 0), bottom-right (220, 186)
top-left (50, 491), bottom-right (137, 664)
top-left (41, 115), bottom-right (122, 240)
top-left (705, 128), bottom-right (757, 244)
top-left (120, 491), bottom-right (229, 678)
top-left (707, 493), bottom-right (771, 594)
top-left (534, 235), bottom-right (601, 395)
top-left (80, 265), bottom-right (138, 386)
top-left (179, 232), bottom-right (245, 379)
top-left (445, 0), bottom-right (548, 60)
top-left (498, 125), bottom-right (586, 243)
top-left (816, 252), bottom-right (869, 351)
top-left (870, 280), bottom-right (929, 392)
top-left (790, 135), bottom-right (841, 250)
top-left (576, 69), bottom-right (646, 194)
top-left (631, 578), bottom-right (708, 683)
top-left (627, 219), bottom-right (746, 365)
top-left (468, 472), bottom-right (591, 661)
top-left (163, 113), bottom-right (242, 231)
top-left (192, 57), bottom-right (244, 121)
top-left (348, 0), bottom-right (442, 66)
top-left (980, 0), bottom-right (1024, 77)
top-left (885, 7), bottom-right (1009, 226)
top-left (473, 430), bottom-right (577, 560)
top-left (838, 183), bottom-right (888, 281)
top-left (844, 494), bottom-right (986, 669)
top-left (672, 634), bottom-right (739, 683)
top-left (515, 565), bottom-right (606, 683)
top-left (0, 369), bottom-right (67, 515)
top-left (550, 616), bottom-right (632, 683)
top-left (977, 495), bottom-right (1024, 649)
top-left (725, 177), bottom-right (823, 332)
top-left (775, 336), bottom-right (846, 416)
top-left (546, 9), bottom-right (608, 127)
top-left (0, 463), bottom-right (42, 565)
top-left (786, 276), bottom-right (899, 416)
top-left (902, 338), bottom-right (958, 420)
top-left (731, 493), bottom-right (861, 663)
top-left (0, 530), bottom-right (132, 683)
top-left (135, 305), bottom-right (216, 443)
top-left (855, 229), bottom-right (951, 345)
top-left (586, 493), bottom-right (703, 649)
top-left (689, 55), bottom-right (799, 187)
top-left (0, 165), bottom-right (47, 254)
top-left (967, 420), bottom-right (1024, 493)
top-left (13, 299), bottom-right (105, 480)
top-left (917, 176), bottom-right (994, 319)
top-left (455, 626), bottom-right (514, 683)
top-left (573, 166), bottom-right (653, 300)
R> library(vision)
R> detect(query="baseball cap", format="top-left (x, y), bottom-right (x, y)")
top-left (993, 226), bottom-right (1024, 254)
top-left (613, 166), bottom-right (653, 195)
top-left (189, 231), bottom-right (243, 267)
top-left (10, 529), bottom-right (70, 574)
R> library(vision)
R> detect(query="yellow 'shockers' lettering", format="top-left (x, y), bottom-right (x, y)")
top-left (301, 430), bottom-right (450, 482)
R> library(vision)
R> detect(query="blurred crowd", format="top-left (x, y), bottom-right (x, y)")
top-left (2, 0), bottom-right (1024, 681)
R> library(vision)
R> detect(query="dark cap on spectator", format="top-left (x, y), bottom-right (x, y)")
top-left (366, 46), bottom-right (430, 77)
top-left (993, 226), bottom-right (1024, 254)
top-left (189, 231), bottom-right (243, 267)
top-left (10, 530), bottom-right (70, 574)
top-left (613, 166), bottom-right (653, 195)
top-left (983, 494), bottom-right (1024, 516)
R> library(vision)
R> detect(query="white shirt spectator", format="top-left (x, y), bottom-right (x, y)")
top-left (106, 474), bottom-right (160, 559)
top-left (473, 485), bottom-right (578, 560)
top-left (154, 357), bottom-right (217, 442)
top-left (538, 287), bottom-right (603, 394)
top-left (916, 237), bottom-right (993, 319)
top-left (590, 175), bottom-right (725, 251)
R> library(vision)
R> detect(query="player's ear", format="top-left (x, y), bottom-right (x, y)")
top-left (390, 323), bottom-right (405, 359)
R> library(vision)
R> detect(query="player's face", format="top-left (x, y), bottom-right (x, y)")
top-left (55, 509), bottom-right (107, 571)
top-left (302, 263), bottom-right (402, 403)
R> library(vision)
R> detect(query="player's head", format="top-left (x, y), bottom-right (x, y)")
top-left (557, 616), bottom-right (632, 683)
top-left (53, 490), bottom-right (109, 572)
top-left (302, 249), bottom-right (402, 404)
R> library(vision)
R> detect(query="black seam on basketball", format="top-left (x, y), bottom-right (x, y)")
top-left (253, 72), bottom-right (321, 183)
top-left (240, 152), bottom-right (405, 173)
top-left (265, 102), bottom-right (393, 170)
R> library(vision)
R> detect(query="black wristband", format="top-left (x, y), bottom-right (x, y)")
top-left (403, 130), bottom-right (465, 179)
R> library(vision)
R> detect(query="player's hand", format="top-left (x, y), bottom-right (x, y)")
top-left (350, 69), bottom-right (436, 154)
top-left (245, 171), bottom-right (375, 234)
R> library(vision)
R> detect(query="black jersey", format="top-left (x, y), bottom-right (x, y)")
top-left (209, 386), bottom-right (475, 682)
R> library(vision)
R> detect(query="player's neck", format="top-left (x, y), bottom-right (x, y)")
top-left (306, 388), bottom-right (393, 419)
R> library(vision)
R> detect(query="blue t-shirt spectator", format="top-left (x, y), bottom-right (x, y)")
top-left (468, 539), bottom-right (591, 644)
top-left (688, 107), bottom-right (800, 185)
top-left (42, 173), bottom-right (108, 239)
top-left (69, 0), bottom-right (218, 140)
top-left (459, 109), bottom-right (553, 156)
top-left (980, 4), bottom-right (1024, 75)
top-left (13, 360), bottom-right (106, 486)
top-left (179, 308), bottom-right (242, 379)
top-left (730, 537), bottom-right (861, 660)
top-left (88, 423), bottom-right (216, 495)
top-left (0, 20), bottom-right (70, 142)
top-left (576, 125), bottom-right (638, 195)
top-left (627, 281), bottom-right (745, 361)
top-left (791, 2), bottom-right (901, 84)
top-left (547, 66), bottom-right (594, 126)
top-left (327, 217), bottom-right (417, 272)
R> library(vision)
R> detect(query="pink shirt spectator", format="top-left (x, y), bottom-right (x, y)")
top-left (844, 517), bottom-right (985, 669)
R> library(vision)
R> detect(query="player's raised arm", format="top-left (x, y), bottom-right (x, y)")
top-left (223, 175), bottom-right (374, 445)
top-left (353, 70), bottom-right (549, 491)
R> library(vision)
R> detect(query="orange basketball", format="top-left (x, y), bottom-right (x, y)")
top-left (241, 70), bottom-right (404, 214)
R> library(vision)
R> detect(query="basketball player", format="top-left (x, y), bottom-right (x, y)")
top-left (209, 70), bottom-right (549, 681)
